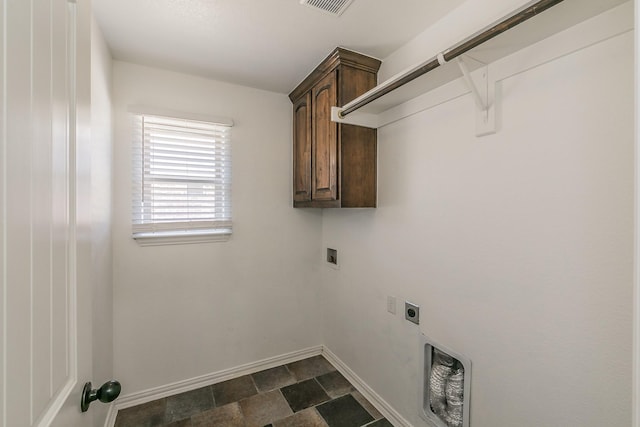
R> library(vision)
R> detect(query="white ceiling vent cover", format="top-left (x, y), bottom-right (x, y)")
top-left (300, 0), bottom-right (355, 16)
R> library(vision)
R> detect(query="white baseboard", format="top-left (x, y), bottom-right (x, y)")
top-left (103, 404), bottom-right (118, 427)
top-left (104, 345), bottom-right (411, 427)
top-left (321, 347), bottom-right (413, 427)
top-left (104, 345), bottom-right (323, 427)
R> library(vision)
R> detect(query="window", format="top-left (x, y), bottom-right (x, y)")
top-left (131, 111), bottom-right (233, 245)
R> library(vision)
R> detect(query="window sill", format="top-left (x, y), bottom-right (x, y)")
top-left (133, 229), bottom-right (231, 246)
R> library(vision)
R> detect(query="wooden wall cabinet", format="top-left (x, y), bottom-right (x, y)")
top-left (289, 48), bottom-right (381, 208)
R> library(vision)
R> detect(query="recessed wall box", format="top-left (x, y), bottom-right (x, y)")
top-left (420, 334), bottom-right (471, 427)
top-left (326, 248), bottom-right (338, 265)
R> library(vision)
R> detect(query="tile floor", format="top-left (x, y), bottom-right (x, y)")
top-left (114, 355), bottom-right (394, 427)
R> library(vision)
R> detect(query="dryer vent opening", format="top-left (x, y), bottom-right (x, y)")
top-left (421, 335), bottom-right (472, 427)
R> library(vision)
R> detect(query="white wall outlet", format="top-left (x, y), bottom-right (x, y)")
top-left (387, 296), bottom-right (397, 314)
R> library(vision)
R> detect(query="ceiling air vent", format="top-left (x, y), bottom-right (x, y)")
top-left (300, 0), bottom-right (355, 16)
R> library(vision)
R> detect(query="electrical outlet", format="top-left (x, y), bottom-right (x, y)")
top-left (405, 301), bottom-right (420, 324)
top-left (387, 296), bottom-right (397, 314)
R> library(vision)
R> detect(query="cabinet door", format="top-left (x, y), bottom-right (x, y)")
top-left (312, 71), bottom-right (338, 201)
top-left (293, 93), bottom-right (312, 202)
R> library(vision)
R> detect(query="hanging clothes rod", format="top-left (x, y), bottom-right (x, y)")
top-left (339, 0), bottom-right (564, 118)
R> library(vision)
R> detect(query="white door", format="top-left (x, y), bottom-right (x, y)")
top-left (1, 0), bottom-right (93, 426)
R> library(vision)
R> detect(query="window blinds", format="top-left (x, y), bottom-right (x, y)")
top-left (132, 113), bottom-right (232, 237)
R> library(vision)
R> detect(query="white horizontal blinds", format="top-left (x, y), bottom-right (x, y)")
top-left (132, 113), bottom-right (232, 236)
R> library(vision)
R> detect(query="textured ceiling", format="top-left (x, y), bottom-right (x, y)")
top-left (93, 0), bottom-right (467, 93)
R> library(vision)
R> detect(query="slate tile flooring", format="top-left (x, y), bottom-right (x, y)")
top-left (115, 355), bottom-right (394, 427)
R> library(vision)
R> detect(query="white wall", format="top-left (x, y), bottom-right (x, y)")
top-left (322, 4), bottom-right (634, 427)
top-left (91, 17), bottom-right (114, 426)
top-left (111, 61), bottom-right (323, 394)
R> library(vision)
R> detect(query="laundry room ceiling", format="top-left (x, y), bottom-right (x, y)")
top-left (92, 0), bottom-right (467, 93)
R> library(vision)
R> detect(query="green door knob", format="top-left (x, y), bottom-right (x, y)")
top-left (81, 380), bottom-right (121, 412)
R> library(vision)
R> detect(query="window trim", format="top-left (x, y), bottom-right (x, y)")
top-left (128, 105), bottom-right (234, 128)
top-left (130, 106), bottom-right (234, 245)
top-left (133, 229), bottom-right (231, 246)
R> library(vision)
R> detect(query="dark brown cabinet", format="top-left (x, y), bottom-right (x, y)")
top-left (289, 48), bottom-right (381, 208)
